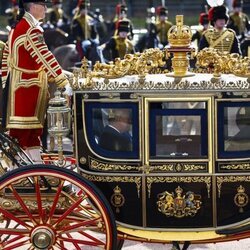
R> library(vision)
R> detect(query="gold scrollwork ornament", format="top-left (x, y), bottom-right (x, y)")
top-left (234, 185), bottom-right (249, 213)
top-left (110, 186), bottom-right (125, 213)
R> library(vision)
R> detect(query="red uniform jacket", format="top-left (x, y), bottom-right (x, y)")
top-left (1, 12), bottom-right (67, 130)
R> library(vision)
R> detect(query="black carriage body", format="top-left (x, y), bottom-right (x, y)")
top-left (74, 73), bottom-right (250, 233)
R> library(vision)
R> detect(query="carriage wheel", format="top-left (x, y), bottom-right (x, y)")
top-left (0, 165), bottom-right (117, 249)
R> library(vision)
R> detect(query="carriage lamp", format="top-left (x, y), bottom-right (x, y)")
top-left (47, 90), bottom-right (71, 165)
top-left (166, 15), bottom-right (195, 77)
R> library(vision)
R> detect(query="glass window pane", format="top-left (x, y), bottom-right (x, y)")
top-left (224, 107), bottom-right (250, 152)
top-left (155, 115), bottom-right (202, 157)
top-left (93, 108), bottom-right (133, 152)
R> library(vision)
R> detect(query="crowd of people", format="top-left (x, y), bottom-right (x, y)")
top-left (2, 0), bottom-right (249, 63)
top-left (0, 0), bottom-right (249, 162)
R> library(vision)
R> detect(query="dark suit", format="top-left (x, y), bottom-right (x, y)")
top-left (99, 125), bottom-right (132, 152)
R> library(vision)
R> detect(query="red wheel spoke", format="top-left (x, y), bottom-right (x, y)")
top-left (0, 166), bottom-right (116, 249)
top-left (3, 239), bottom-right (30, 250)
top-left (53, 196), bottom-right (84, 226)
top-left (79, 230), bottom-right (106, 245)
top-left (2, 235), bottom-right (26, 247)
top-left (66, 233), bottom-right (81, 250)
top-left (55, 242), bottom-right (68, 250)
top-left (0, 228), bottom-right (29, 236)
top-left (59, 217), bottom-right (100, 233)
top-left (8, 184), bottom-right (37, 225)
top-left (0, 207), bottom-right (31, 229)
top-left (47, 180), bottom-right (64, 224)
top-left (34, 177), bottom-right (43, 222)
top-left (58, 236), bottom-right (105, 247)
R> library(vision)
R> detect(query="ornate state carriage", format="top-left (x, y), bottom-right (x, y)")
top-left (0, 15), bottom-right (250, 250)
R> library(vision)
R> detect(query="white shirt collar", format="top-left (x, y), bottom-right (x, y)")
top-left (26, 12), bottom-right (43, 27)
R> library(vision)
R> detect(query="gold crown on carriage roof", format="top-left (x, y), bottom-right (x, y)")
top-left (167, 15), bottom-right (192, 48)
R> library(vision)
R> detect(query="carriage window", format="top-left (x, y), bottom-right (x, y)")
top-left (85, 103), bottom-right (139, 159)
top-left (150, 101), bottom-right (208, 159)
top-left (96, 108), bottom-right (132, 152)
top-left (221, 106), bottom-right (250, 154)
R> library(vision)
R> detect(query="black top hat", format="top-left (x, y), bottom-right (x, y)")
top-left (156, 6), bottom-right (168, 16)
top-left (78, 0), bottom-right (90, 9)
top-left (116, 4), bottom-right (127, 15)
top-left (233, 0), bottom-right (243, 8)
top-left (208, 5), bottom-right (229, 24)
top-left (117, 20), bottom-right (130, 33)
top-left (20, 0), bottom-right (52, 8)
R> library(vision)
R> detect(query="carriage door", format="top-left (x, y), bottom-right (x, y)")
top-left (142, 96), bottom-right (214, 228)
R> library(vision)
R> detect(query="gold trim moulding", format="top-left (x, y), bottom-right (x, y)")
top-left (72, 74), bottom-right (250, 92)
top-left (81, 173), bottom-right (142, 198)
top-left (117, 226), bottom-right (225, 242)
top-left (150, 163), bottom-right (208, 173)
top-left (218, 162), bottom-right (250, 172)
top-left (147, 176), bottom-right (212, 199)
top-left (89, 157), bottom-right (140, 172)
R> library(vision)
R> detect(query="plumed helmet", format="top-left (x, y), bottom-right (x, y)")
top-left (78, 0), bottom-right (90, 9)
top-left (117, 19), bottom-right (130, 33)
top-left (232, 0), bottom-right (243, 8)
top-left (19, 0), bottom-right (52, 9)
top-left (12, 0), bottom-right (18, 6)
top-left (52, 0), bottom-right (62, 5)
top-left (116, 4), bottom-right (127, 15)
top-left (156, 6), bottom-right (168, 16)
top-left (199, 13), bottom-right (209, 25)
top-left (208, 5), bottom-right (229, 24)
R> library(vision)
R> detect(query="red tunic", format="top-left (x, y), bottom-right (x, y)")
top-left (1, 12), bottom-right (68, 148)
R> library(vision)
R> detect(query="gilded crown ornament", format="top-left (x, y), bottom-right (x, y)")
top-left (165, 15), bottom-right (195, 77)
top-left (168, 15), bottom-right (192, 48)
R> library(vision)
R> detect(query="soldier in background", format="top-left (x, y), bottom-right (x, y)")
top-left (5, 0), bottom-right (19, 28)
top-left (227, 0), bottom-right (250, 39)
top-left (192, 12), bottom-right (209, 45)
top-left (199, 5), bottom-right (241, 54)
top-left (112, 3), bottom-right (134, 40)
top-left (47, 0), bottom-right (69, 28)
top-left (101, 19), bottom-right (135, 61)
top-left (135, 7), bottom-right (159, 52)
top-left (155, 6), bottom-right (173, 47)
top-left (71, 0), bottom-right (98, 59)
